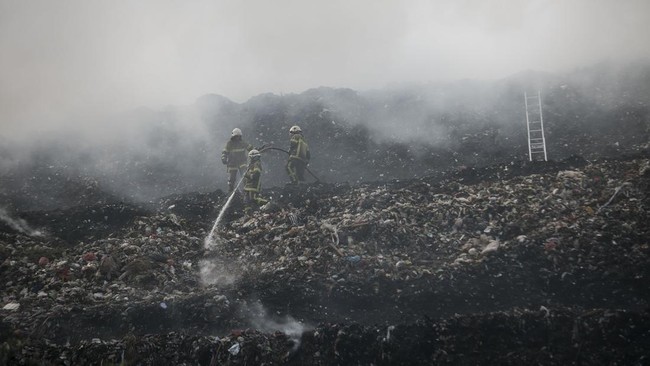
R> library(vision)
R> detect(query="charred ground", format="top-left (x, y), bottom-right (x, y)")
top-left (1, 63), bottom-right (649, 364)
top-left (1, 152), bottom-right (649, 365)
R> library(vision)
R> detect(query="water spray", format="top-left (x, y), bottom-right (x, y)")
top-left (204, 167), bottom-right (250, 249)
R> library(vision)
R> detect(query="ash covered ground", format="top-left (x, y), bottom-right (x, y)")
top-left (1, 64), bottom-right (650, 365)
top-left (1, 153), bottom-right (649, 365)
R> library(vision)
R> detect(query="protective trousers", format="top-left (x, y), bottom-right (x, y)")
top-left (244, 191), bottom-right (268, 215)
top-left (286, 159), bottom-right (306, 184)
top-left (228, 167), bottom-right (246, 192)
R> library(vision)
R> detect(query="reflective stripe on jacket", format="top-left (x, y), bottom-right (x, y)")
top-left (289, 134), bottom-right (310, 163)
top-left (244, 161), bottom-right (262, 192)
top-left (222, 138), bottom-right (253, 169)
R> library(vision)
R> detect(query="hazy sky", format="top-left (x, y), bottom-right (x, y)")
top-left (1, 0), bottom-right (649, 138)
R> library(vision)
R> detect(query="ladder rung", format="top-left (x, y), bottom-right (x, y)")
top-left (525, 92), bottom-right (547, 160)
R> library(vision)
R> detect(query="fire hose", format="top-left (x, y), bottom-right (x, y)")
top-left (259, 146), bottom-right (321, 182)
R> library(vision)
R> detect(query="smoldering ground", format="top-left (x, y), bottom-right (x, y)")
top-left (1, 1), bottom-right (650, 210)
top-left (1, 60), bottom-right (650, 213)
top-left (1, 153), bottom-right (648, 364)
top-left (1, 3), bottom-right (649, 364)
top-left (0, 207), bottom-right (42, 237)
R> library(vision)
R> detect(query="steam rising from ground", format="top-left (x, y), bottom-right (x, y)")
top-left (0, 207), bottom-right (42, 237)
top-left (245, 301), bottom-right (311, 350)
top-left (198, 258), bottom-right (240, 286)
top-left (198, 251), bottom-right (310, 347)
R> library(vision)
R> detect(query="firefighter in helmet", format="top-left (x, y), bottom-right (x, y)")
top-left (221, 128), bottom-right (253, 192)
top-left (286, 125), bottom-right (310, 184)
top-left (243, 149), bottom-right (268, 213)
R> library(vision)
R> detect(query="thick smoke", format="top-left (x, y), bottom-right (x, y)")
top-left (0, 101), bottom-right (234, 208)
top-left (2, 1), bottom-right (649, 135)
top-left (1, 60), bottom-right (649, 211)
top-left (1, 1), bottom-right (649, 209)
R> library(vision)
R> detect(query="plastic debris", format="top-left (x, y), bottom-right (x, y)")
top-left (228, 342), bottom-right (240, 356)
top-left (2, 302), bottom-right (20, 311)
top-left (38, 256), bottom-right (49, 266)
top-left (344, 255), bottom-right (361, 264)
top-left (0, 155), bottom-right (647, 364)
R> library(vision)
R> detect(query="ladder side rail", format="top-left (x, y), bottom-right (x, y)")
top-left (537, 91), bottom-right (548, 161)
top-left (524, 92), bottom-right (533, 161)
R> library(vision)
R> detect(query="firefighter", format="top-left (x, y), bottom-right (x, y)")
top-left (286, 125), bottom-right (310, 184)
top-left (221, 128), bottom-right (253, 192)
top-left (243, 149), bottom-right (268, 213)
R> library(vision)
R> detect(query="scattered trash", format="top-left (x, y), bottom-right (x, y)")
top-left (228, 342), bottom-right (241, 356)
top-left (0, 156), bottom-right (647, 364)
top-left (82, 252), bottom-right (97, 262)
top-left (2, 302), bottom-right (20, 311)
top-left (344, 255), bottom-right (361, 264)
top-left (597, 182), bottom-right (632, 213)
top-left (481, 240), bottom-right (500, 255)
top-left (544, 238), bottom-right (560, 251)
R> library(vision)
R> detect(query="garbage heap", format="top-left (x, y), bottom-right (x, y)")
top-left (1, 156), bottom-right (649, 365)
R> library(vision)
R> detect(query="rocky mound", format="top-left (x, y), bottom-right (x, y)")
top-left (0, 155), bottom-right (649, 364)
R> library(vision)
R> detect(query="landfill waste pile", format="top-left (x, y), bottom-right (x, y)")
top-left (1, 153), bottom-right (649, 365)
top-left (2, 62), bottom-right (649, 207)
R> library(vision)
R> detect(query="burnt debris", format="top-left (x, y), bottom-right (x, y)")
top-left (1, 154), bottom-right (649, 365)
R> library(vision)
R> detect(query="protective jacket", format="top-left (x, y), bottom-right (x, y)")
top-left (222, 137), bottom-right (253, 171)
top-left (288, 134), bottom-right (310, 163)
top-left (244, 160), bottom-right (262, 193)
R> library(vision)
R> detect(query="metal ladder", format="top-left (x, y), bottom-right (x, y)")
top-left (524, 91), bottom-right (548, 161)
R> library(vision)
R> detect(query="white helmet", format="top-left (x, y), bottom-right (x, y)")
top-left (289, 125), bottom-right (302, 134)
top-left (248, 149), bottom-right (261, 159)
top-left (231, 128), bottom-right (242, 137)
